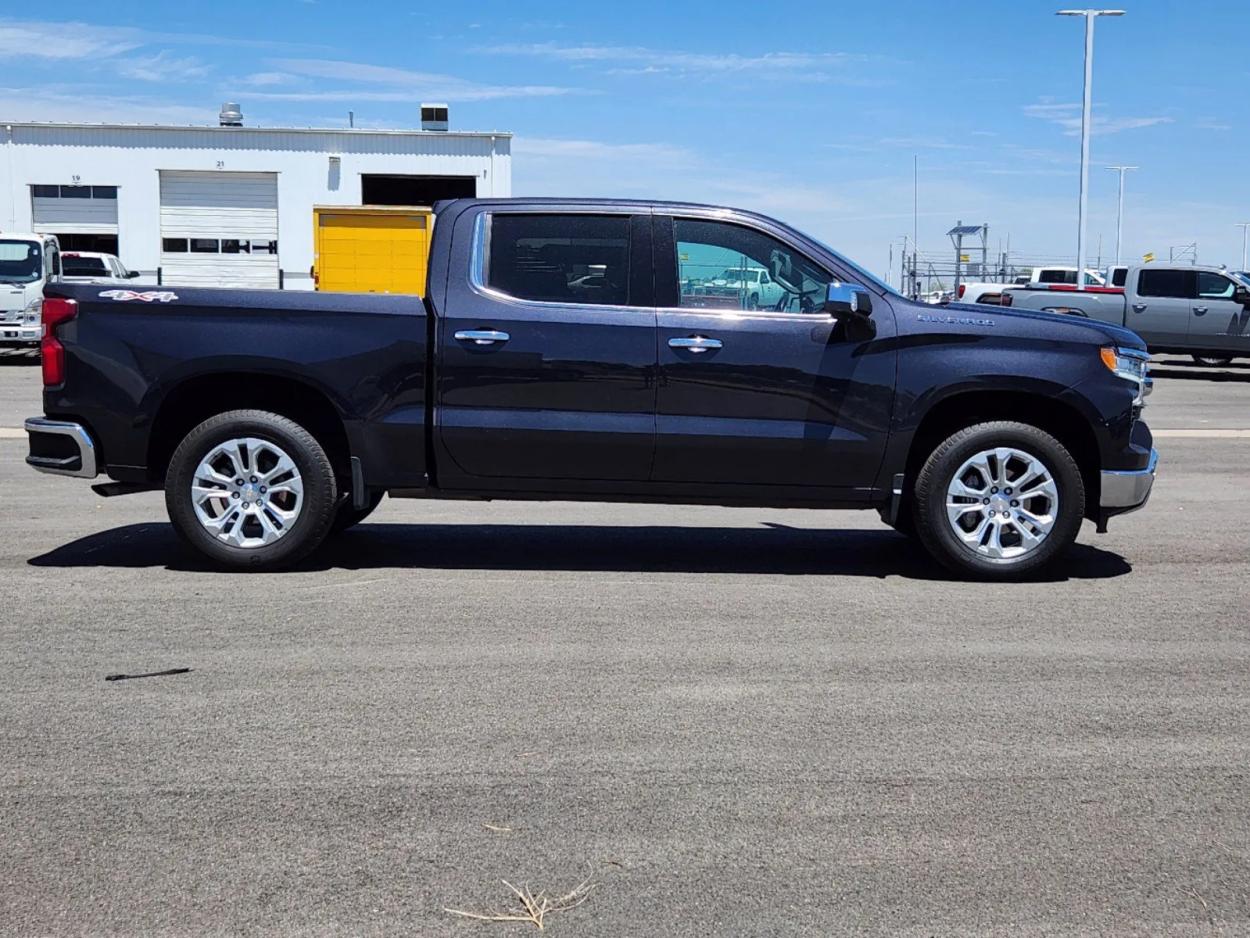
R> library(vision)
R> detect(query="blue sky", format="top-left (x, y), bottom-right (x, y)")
top-left (2, 0), bottom-right (1247, 277)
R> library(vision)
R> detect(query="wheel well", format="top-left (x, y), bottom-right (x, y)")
top-left (147, 374), bottom-right (351, 482)
top-left (904, 391), bottom-right (1101, 515)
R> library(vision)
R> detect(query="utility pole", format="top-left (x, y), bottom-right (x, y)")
top-left (1107, 165), bottom-right (1137, 265)
top-left (1236, 223), bottom-right (1250, 271)
top-left (1058, 9), bottom-right (1126, 289)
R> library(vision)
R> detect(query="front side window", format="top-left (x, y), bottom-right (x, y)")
top-left (486, 214), bottom-right (631, 306)
top-left (1138, 268), bottom-right (1193, 299)
top-left (0, 240), bottom-right (42, 284)
top-left (1196, 271), bottom-right (1237, 299)
top-left (675, 218), bottom-right (831, 313)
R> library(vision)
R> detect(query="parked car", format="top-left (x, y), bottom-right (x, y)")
top-left (25, 198), bottom-right (1156, 579)
top-left (60, 251), bottom-right (140, 284)
top-left (960, 267), bottom-right (1106, 305)
top-left (0, 232), bottom-right (60, 346)
top-left (704, 266), bottom-right (786, 309)
top-left (1004, 263), bottom-right (1249, 366)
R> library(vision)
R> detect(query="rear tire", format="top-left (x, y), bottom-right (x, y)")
top-left (165, 410), bottom-right (337, 570)
top-left (1193, 354), bottom-right (1234, 367)
top-left (913, 421), bottom-right (1085, 579)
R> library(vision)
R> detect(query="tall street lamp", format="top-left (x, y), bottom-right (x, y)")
top-left (1236, 223), bottom-right (1250, 272)
top-left (1057, 9), bottom-right (1125, 290)
top-left (1107, 165), bottom-right (1137, 266)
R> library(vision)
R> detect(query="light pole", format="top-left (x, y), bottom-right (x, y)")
top-left (1107, 165), bottom-right (1136, 266)
top-left (1057, 9), bottom-right (1125, 290)
top-left (1236, 223), bottom-right (1250, 271)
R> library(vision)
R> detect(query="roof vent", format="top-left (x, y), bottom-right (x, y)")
top-left (420, 103), bottom-right (448, 132)
top-left (218, 102), bottom-right (243, 127)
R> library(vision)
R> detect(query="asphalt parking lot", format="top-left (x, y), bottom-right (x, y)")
top-left (1, 349), bottom-right (1248, 936)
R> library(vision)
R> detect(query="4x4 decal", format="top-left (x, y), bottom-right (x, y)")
top-left (98, 289), bottom-right (179, 303)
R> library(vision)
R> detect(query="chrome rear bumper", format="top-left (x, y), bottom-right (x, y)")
top-left (25, 418), bottom-right (99, 478)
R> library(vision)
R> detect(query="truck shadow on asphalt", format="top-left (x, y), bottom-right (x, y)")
top-left (28, 522), bottom-right (1132, 581)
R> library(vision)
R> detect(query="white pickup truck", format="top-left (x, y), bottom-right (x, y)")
top-left (0, 232), bottom-right (61, 346)
top-left (1003, 264), bottom-right (1250, 366)
top-left (959, 267), bottom-right (1106, 305)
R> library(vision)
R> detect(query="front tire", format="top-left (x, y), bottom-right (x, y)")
top-left (913, 421), bottom-right (1085, 579)
top-left (165, 410), bottom-right (338, 570)
top-left (1193, 354), bottom-right (1234, 367)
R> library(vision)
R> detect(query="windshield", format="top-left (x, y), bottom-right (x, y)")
top-left (0, 240), bottom-right (42, 284)
top-left (808, 236), bottom-right (897, 296)
top-left (1233, 271), bottom-right (1250, 288)
top-left (62, 256), bottom-right (108, 276)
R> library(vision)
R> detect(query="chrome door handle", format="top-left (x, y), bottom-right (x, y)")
top-left (668, 335), bottom-right (723, 353)
top-left (454, 329), bottom-right (510, 345)
top-left (1131, 303), bottom-right (1147, 313)
top-left (1193, 306), bottom-right (1208, 315)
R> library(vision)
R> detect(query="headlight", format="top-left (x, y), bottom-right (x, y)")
top-left (1100, 346), bottom-right (1150, 405)
top-left (24, 297), bottom-right (42, 323)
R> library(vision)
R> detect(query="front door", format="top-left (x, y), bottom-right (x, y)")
top-left (436, 209), bottom-right (657, 485)
top-left (1192, 270), bottom-right (1250, 355)
top-left (1129, 268), bottom-right (1193, 348)
top-left (652, 215), bottom-right (895, 492)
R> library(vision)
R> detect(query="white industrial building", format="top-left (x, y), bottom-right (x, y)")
top-left (0, 104), bottom-right (511, 289)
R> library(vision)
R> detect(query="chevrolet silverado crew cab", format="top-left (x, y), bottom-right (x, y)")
top-left (25, 198), bottom-right (1157, 579)
top-left (1005, 263), bottom-right (1250, 366)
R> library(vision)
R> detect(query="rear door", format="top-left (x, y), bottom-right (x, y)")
top-left (652, 214), bottom-right (895, 491)
top-left (1129, 268), bottom-right (1193, 347)
top-left (435, 207), bottom-right (657, 485)
top-left (1192, 270), bottom-right (1250, 355)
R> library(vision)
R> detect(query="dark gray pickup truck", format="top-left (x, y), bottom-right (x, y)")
top-left (26, 198), bottom-right (1157, 579)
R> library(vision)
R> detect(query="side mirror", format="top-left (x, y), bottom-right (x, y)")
top-left (823, 281), bottom-right (873, 317)
top-left (1235, 286), bottom-right (1250, 306)
top-left (126, 270), bottom-right (141, 279)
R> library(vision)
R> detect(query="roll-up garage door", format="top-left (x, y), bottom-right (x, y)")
top-left (159, 171), bottom-right (278, 288)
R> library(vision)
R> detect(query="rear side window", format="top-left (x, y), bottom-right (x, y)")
top-left (1138, 268), bottom-right (1193, 298)
top-left (62, 256), bottom-right (108, 276)
top-left (486, 214), bottom-right (632, 306)
top-left (1111, 268), bottom-right (1127, 287)
top-left (1038, 269), bottom-right (1076, 284)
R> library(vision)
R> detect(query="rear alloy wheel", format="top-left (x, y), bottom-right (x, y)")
top-left (1193, 354), bottom-right (1234, 367)
top-left (166, 410), bottom-right (337, 569)
top-left (913, 421), bottom-right (1084, 579)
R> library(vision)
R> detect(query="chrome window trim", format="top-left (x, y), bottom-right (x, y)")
top-left (469, 209), bottom-right (653, 314)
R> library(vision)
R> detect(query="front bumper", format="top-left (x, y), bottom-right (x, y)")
top-left (1099, 446), bottom-right (1157, 517)
top-left (25, 418), bottom-right (99, 478)
top-left (0, 322), bottom-right (40, 343)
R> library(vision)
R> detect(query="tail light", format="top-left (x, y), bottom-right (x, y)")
top-left (957, 284), bottom-right (966, 299)
top-left (41, 297), bottom-right (78, 387)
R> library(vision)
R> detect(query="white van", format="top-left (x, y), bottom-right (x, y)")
top-left (0, 232), bottom-right (60, 346)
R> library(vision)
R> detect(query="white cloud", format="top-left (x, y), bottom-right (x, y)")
top-left (250, 57), bottom-right (579, 102)
top-left (0, 19), bottom-right (143, 60)
top-left (1023, 100), bottom-right (1173, 136)
top-left (0, 87), bottom-right (213, 125)
top-left (116, 51), bottom-right (210, 83)
top-left (478, 42), bottom-right (859, 79)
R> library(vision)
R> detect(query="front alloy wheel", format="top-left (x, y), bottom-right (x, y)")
top-left (913, 421), bottom-right (1085, 579)
top-left (945, 447), bottom-right (1058, 560)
